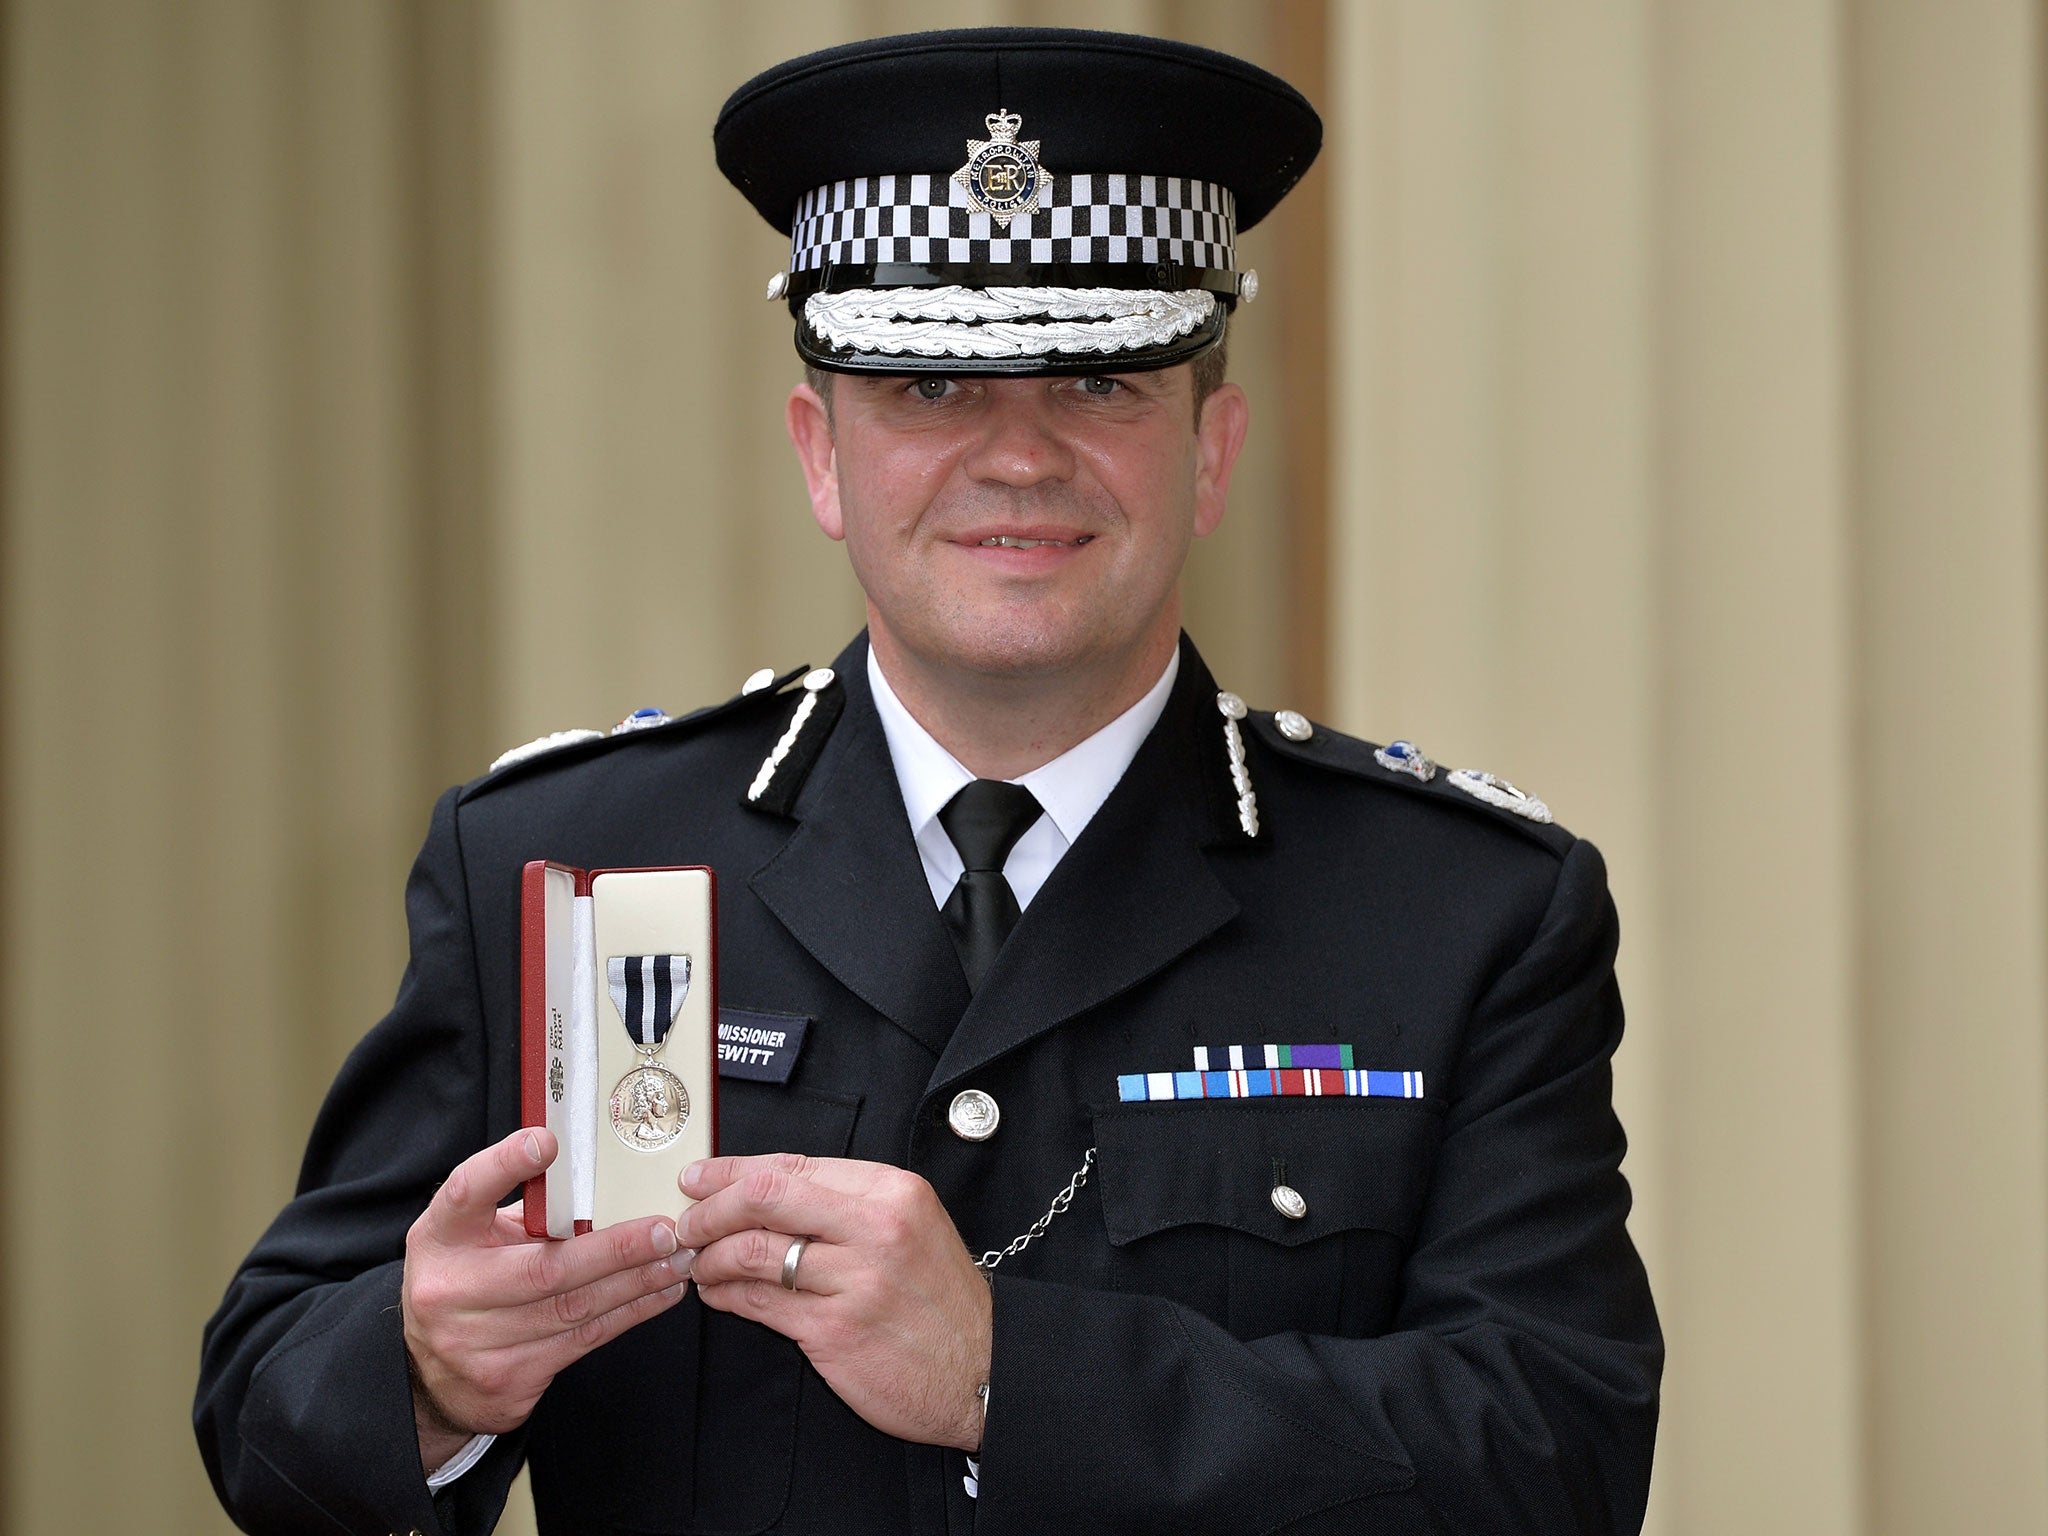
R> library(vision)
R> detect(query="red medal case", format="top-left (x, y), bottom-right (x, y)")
top-left (519, 861), bottom-right (718, 1239)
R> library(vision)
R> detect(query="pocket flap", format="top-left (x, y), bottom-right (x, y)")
top-left (1093, 1096), bottom-right (1444, 1248)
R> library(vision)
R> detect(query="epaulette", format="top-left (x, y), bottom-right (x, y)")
top-left (460, 663), bottom-right (811, 802)
top-left (1244, 708), bottom-right (1574, 857)
top-left (741, 665), bottom-right (846, 817)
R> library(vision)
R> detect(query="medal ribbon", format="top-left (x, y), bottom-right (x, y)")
top-left (607, 954), bottom-right (691, 1050)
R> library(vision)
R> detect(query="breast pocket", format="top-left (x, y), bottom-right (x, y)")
top-left (1091, 1096), bottom-right (1445, 1341)
top-left (530, 1082), bottom-right (860, 1536)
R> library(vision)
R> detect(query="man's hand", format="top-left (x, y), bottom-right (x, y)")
top-left (679, 1154), bottom-right (991, 1452)
top-left (401, 1128), bottom-right (690, 1471)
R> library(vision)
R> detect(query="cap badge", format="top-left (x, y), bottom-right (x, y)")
top-left (952, 108), bottom-right (1046, 228)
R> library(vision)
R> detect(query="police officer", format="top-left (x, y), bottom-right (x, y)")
top-left (197, 28), bottom-right (1660, 1536)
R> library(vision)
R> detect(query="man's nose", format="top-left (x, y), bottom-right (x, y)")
top-left (960, 387), bottom-right (1076, 486)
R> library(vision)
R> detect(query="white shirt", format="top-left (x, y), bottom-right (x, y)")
top-left (868, 643), bottom-right (1180, 911)
top-left (428, 644), bottom-right (1178, 1492)
top-left (425, 1428), bottom-right (493, 1489)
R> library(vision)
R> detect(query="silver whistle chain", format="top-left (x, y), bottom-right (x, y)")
top-left (977, 1147), bottom-right (1096, 1273)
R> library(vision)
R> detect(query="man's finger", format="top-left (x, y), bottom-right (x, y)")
top-left (526, 1273), bottom-right (692, 1380)
top-left (420, 1129), bottom-right (555, 1245)
top-left (462, 1214), bottom-right (682, 1311)
top-left (681, 1152), bottom-right (889, 1203)
top-left (518, 1244), bottom-right (694, 1341)
top-left (688, 1230), bottom-right (840, 1296)
top-left (694, 1275), bottom-right (803, 1336)
top-left (675, 1161), bottom-right (866, 1251)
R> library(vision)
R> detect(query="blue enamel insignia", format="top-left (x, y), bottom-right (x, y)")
top-left (612, 706), bottom-right (669, 734)
top-left (1374, 739), bottom-right (1437, 782)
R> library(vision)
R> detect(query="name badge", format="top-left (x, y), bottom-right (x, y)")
top-left (716, 1008), bottom-right (810, 1084)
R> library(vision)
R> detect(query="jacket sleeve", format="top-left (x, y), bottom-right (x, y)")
top-left (194, 787), bottom-right (527, 1536)
top-left (976, 837), bottom-right (1662, 1535)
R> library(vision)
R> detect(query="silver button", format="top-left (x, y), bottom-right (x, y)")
top-left (1215, 690), bottom-right (1248, 721)
top-left (948, 1089), bottom-right (1000, 1142)
top-left (1275, 709), bottom-right (1313, 742)
top-left (741, 667), bottom-right (776, 695)
top-left (1270, 1184), bottom-right (1308, 1220)
top-left (802, 667), bottom-right (836, 692)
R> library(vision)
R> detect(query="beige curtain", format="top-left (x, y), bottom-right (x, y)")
top-left (4, 3), bottom-right (2044, 1533)
top-left (1331, 5), bottom-right (2048, 1534)
top-left (5, 4), bottom-right (495, 1532)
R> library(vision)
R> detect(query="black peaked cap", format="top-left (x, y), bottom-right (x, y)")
top-left (715, 28), bottom-right (1322, 235)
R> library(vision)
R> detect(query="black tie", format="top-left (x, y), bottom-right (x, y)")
top-left (938, 779), bottom-right (1043, 991)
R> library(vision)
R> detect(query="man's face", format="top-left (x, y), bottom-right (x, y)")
top-left (786, 364), bottom-right (1249, 684)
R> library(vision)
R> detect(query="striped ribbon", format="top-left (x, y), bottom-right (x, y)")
top-left (1117, 1066), bottom-right (1425, 1103)
top-left (1193, 1043), bottom-right (1359, 1072)
top-left (606, 954), bottom-right (691, 1049)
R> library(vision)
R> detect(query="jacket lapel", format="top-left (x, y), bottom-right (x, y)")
top-left (748, 639), bottom-right (970, 1058)
top-left (930, 641), bottom-right (1245, 1091)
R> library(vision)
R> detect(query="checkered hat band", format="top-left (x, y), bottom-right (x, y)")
top-left (789, 174), bottom-right (1238, 275)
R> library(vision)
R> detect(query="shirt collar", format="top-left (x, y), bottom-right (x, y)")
top-left (868, 644), bottom-right (1181, 847)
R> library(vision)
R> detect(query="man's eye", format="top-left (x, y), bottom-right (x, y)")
top-left (913, 377), bottom-right (959, 401)
top-left (1079, 376), bottom-right (1120, 397)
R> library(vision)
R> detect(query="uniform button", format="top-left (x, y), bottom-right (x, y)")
top-left (1270, 1184), bottom-right (1308, 1220)
top-left (1275, 709), bottom-right (1313, 742)
top-left (948, 1089), bottom-right (1000, 1142)
top-left (741, 667), bottom-right (776, 695)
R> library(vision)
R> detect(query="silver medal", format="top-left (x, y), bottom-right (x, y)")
top-left (610, 1063), bottom-right (690, 1151)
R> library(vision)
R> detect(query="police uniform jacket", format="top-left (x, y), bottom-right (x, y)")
top-left (195, 633), bottom-right (1662, 1536)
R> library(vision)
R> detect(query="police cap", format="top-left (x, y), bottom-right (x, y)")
top-left (714, 28), bottom-right (1322, 375)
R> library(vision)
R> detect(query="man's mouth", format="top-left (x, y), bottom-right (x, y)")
top-left (975, 535), bottom-right (1095, 550)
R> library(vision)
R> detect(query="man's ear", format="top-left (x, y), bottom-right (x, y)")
top-left (1192, 381), bottom-right (1249, 539)
top-left (786, 383), bottom-right (844, 541)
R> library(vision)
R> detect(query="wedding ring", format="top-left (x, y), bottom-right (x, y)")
top-left (780, 1235), bottom-right (812, 1292)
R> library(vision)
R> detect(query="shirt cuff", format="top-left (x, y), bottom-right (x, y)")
top-left (424, 1432), bottom-right (495, 1489)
